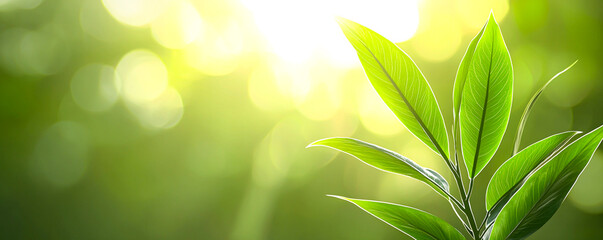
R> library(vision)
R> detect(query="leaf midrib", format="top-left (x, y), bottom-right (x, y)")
top-left (470, 29), bottom-right (495, 177)
top-left (504, 141), bottom-right (596, 239)
top-left (386, 149), bottom-right (448, 193)
top-left (358, 202), bottom-right (448, 240)
top-left (369, 142), bottom-right (448, 194)
top-left (344, 25), bottom-right (448, 160)
top-left (399, 219), bottom-right (441, 240)
top-left (503, 166), bottom-right (571, 239)
top-left (487, 133), bottom-right (574, 212)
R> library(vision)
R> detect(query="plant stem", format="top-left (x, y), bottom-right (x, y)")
top-left (439, 150), bottom-right (480, 240)
top-left (454, 168), bottom-right (480, 239)
top-left (466, 178), bottom-right (475, 200)
top-left (450, 116), bottom-right (481, 239)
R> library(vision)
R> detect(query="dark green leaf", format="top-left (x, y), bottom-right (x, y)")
top-left (308, 138), bottom-right (449, 197)
top-left (489, 125), bottom-right (603, 240)
top-left (331, 196), bottom-right (466, 240)
top-left (337, 17), bottom-right (449, 159)
top-left (459, 13), bottom-right (513, 177)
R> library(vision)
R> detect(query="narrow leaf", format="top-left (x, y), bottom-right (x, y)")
top-left (309, 138), bottom-right (449, 197)
top-left (512, 60), bottom-right (578, 154)
top-left (460, 13), bottom-right (513, 177)
top-left (337, 17), bottom-right (449, 159)
top-left (489, 125), bottom-right (603, 240)
top-left (331, 196), bottom-right (466, 240)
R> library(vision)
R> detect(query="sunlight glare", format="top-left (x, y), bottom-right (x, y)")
top-left (240, 0), bottom-right (419, 66)
top-left (247, 65), bottom-right (293, 112)
top-left (185, 22), bottom-right (242, 76)
top-left (456, 0), bottom-right (509, 30)
top-left (126, 87), bottom-right (184, 129)
top-left (411, 14), bottom-right (462, 62)
top-left (151, 0), bottom-right (203, 49)
top-left (116, 49), bottom-right (168, 104)
top-left (102, 0), bottom-right (172, 27)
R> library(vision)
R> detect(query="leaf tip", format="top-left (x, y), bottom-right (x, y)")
top-left (334, 16), bottom-right (350, 28)
top-left (306, 138), bottom-right (328, 148)
top-left (326, 194), bottom-right (348, 201)
top-left (486, 10), bottom-right (503, 30)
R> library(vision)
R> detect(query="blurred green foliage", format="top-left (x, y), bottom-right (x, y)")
top-left (0, 0), bottom-right (601, 239)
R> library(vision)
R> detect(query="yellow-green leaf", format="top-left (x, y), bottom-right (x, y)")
top-left (459, 13), bottom-right (513, 177)
top-left (308, 138), bottom-right (449, 197)
top-left (489, 125), bottom-right (603, 240)
top-left (486, 131), bottom-right (578, 210)
top-left (331, 196), bottom-right (466, 240)
top-left (337, 17), bottom-right (449, 159)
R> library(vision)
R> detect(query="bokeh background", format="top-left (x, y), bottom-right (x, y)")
top-left (0, 0), bottom-right (602, 239)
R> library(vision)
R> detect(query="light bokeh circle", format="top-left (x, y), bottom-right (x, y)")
top-left (71, 64), bottom-right (121, 112)
top-left (116, 49), bottom-right (168, 104)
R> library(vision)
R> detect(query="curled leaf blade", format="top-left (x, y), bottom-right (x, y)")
top-left (513, 60), bottom-right (578, 154)
top-left (309, 138), bottom-right (449, 197)
top-left (331, 196), bottom-right (466, 240)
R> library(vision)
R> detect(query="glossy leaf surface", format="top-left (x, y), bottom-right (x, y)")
top-left (460, 13), bottom-right (513, 177)
top-left (332, 196), bottom-right (466, 240)
top-left (309, 138), bottom-right (449, 197)
top-left (490, 125), bottom-right (603, 240)
top-left (337, 17), bottom-right (449, 158)
top-left (486, 131), bottom-right (578, 210)
top-left (453, 22), bottom-right (486, 118)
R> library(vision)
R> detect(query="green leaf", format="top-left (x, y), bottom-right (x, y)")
top-left (337, 17), bottom-right (449, 159)
top-left (482, 132), bottom-right (578, 229)
top-left (453, 21), bottom-right (486, 118)
top-left (459, 13), bottom-right (513, 177)
top-left (330, 196), bottom-right (466, 240)
top-left (512, 60), bottom-right (578, 154)
top-left (308, 138), bottom-right (449, 197)
top-left (489, 125), bottom-right (603, 240)
top-left (485, 131), bottom-right (578, 210)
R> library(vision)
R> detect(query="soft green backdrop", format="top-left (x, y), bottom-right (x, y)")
top-left (0, 0), bottom-right (601, 239)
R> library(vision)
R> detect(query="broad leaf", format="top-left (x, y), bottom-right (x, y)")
top-left (485, 131), bottom-right (578, 210)
top-left (337, 17), bottom-right (449, 159)
top-left (453, 21), bottom-right (486, 118)
top-left (331, 196), bottom-right (466, 240)
top-left (460, 13), bottom-right (513, 177)
top-left (452, 21), bottom-right (486, 167)
top-left (489, 125), bottom-right (603, 240)
top-left (482, 132), bottom-right (578, 230)
top-left (308, 138), bottom-right (449, 197)
top-left (512, 61), bottom-right (578, 154)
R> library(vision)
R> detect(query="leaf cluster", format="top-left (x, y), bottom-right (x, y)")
top-left (308, 12), bottom-right (603, 240)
